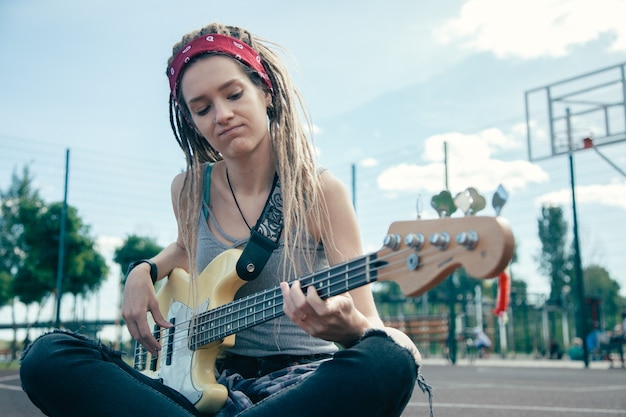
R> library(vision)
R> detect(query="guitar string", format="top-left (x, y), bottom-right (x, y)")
top-left (139, 250), bottom-right (397, 355)
top-left (133, 245), bottom-right (467, 362)
top-left (133, 249), bottom-right (411, 364)
top-left (133, 245), bottom-right (469, 363)
top-left (133, 252), bottom-right (403, 363)
top-left (133, 247), bottom-right (419, 363)
top-left (136, 250), bottom-right (444, 364)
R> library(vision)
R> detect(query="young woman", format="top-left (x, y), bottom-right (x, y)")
top-left (20, 22), bottom-right (427, 417)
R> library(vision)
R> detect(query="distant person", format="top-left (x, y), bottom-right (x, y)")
top-left (607, 324), bottom-right (625, 369)
top-left (597, 328), bottom-right (612, 361)
top-left (586, 322), bottom-right (606, 360)
top-left (549, 338), bottom-right (563, 359)
top-left (473, 327), bottom-right (492, 358)
top-left (568, 337), bottom-right (584, 361)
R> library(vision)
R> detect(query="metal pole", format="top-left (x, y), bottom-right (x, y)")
top-left (524, 91), bottom-right (532, 161)
top-left (541, 303), bottom-right (549, 355)
top-left (54, 148), bottom-right (70, 329)
top-left (619, 64), bottom-right (626, 131)
top-left (566, 109), bottom-right (589, 368)
top-left (561, 286), bottom-right (571, 349)
top-left (547, 87), bottom-right (556, 156)
top-left (444, 142), bottom-right (458, 364)
top-left (499, 314), bottom-right (508, 356)
top-left (475, 285), bottom-right (483, 329)
top-left (447, 276), bottom-right (457, 364)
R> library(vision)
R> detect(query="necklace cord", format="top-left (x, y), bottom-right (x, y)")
top-left (226, 168), bottom-right (252, 230)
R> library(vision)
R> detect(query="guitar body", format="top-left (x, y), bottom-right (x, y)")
top-left (139, 248), bottom-right (245, 414)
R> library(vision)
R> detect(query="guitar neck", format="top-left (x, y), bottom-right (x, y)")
top-left (186, 216), bottom-right (516, 350)
top-left (189, 253), bottom-right (384, 350)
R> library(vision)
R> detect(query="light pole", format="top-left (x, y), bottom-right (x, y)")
top-left (55, 148), bottom-right (70, 329)
top-left (561, 285), bottom-right (571, 349)
top-left (566, 108), bottom-right (589, 368)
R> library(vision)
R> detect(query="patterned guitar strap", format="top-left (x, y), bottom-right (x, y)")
top-left (235, 173), bottom-right (284, 281)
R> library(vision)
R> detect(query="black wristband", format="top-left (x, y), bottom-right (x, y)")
top-left (127, 259), bottom-right (158, 284)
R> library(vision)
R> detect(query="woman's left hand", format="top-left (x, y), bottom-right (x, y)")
top-left (280, 280), bottom-right (370, 347)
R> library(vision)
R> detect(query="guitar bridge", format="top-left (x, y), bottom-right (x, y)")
top-left (133, 340), bottom-right (147, 372)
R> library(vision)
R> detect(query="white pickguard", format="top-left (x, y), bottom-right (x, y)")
top-left (158, 299), bottom-right (209, 405)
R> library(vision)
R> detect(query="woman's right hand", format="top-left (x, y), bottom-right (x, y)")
top-left (121, 264), bottom-right (172, 356)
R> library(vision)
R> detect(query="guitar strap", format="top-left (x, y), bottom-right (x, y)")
top-left (204, 163), bottom-right (284, 281)
top-left (236, 173), bottom-right (283, 281)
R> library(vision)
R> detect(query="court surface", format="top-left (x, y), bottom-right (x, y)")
top-left (2, 357), bottom-right (625, 417)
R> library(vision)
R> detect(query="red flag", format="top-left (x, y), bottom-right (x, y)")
top-left (493, 270), bottom-right (510, 315)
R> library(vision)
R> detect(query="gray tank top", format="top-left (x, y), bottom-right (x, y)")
top-left (196, 165), bottom-right (338, 357)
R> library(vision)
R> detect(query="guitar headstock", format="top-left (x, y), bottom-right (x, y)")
top-left (376, 216), bottom-right (514, 297)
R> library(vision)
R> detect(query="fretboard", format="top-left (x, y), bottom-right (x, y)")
top-left (188, 253), bottom-right (386, 350)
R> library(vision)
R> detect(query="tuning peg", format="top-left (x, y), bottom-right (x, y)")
top-left (466, 187), bottom-right (486, 215)
top-left (454, 188), bottom-right (485, 216)
top-left (454, 190), bottom-right (472, 216)
top-left (492, 184), bottom-right (508, 216)
top-left (431, 191), bottom-right (457, 218)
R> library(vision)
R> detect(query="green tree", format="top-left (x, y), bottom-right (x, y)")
top-left (0, 166), bottom-right (45, 305)
top-left (113, 235), bottom-right (163, 285)
top-left (48, 202), bottom-right (108, 297)
top-left (12, 202), bottom-right (108, 306)
top-left (537, 205), bottom-right (571, 302)
top-left (1, 166), bottom-right (108, 321)
top-left (506, 244), bottom-right (526, 304)
top-left (583, 264), bottom-right (624, 327)
top-left (111, 235), bottom-right (162, 348)
top-left (509, 277), bottom-right (528, 302)
top-left (0, 166), bottom-right (46, 359)
top-left (0, 271), bottom-right (11, 309)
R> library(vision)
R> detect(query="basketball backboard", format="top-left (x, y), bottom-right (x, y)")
top-left (525, 62), bottom-right (626, 161)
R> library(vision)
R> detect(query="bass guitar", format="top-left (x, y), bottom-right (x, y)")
top-left (133, 216), bottom-right (514, 413)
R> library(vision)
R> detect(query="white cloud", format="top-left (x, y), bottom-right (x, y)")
top-left (423, 128), bottom-right (521, 163)
top-left (536, 180), bottom-right (626, 209)
top-left (360, 157), bottom-right (379, 168)
top-left (436, 0), bottom-right (626, 59)
top-left (377, 128), bottom-right (549, 195)
top-left (378, 162), bottom-right (445, 193)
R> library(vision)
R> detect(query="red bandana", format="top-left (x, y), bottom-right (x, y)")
top-left (168, 34), bottom-right (273, 102)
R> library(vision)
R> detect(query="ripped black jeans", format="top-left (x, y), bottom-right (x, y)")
top-left (20, 329), bottom-right (426, 417)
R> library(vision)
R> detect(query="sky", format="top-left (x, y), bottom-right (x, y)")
top-left (1, 0), bottom-right (626, 341)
